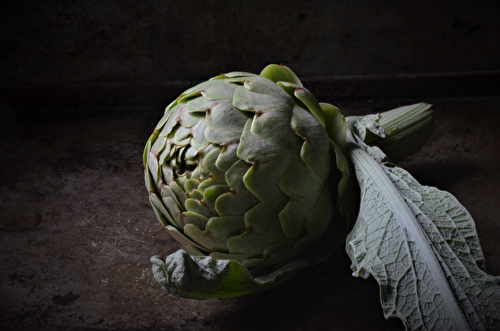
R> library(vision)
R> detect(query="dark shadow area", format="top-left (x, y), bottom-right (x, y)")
top-left (206, 251), bottom-right (405, 331)
top-left (398, 161), bottom-right (482, 192)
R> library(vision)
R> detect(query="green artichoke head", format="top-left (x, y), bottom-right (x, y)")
top-left (144, 65), bottom-right (352, 298)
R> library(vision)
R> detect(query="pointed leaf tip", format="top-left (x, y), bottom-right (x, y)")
top-left (260, 64), bottom-right (303, 87)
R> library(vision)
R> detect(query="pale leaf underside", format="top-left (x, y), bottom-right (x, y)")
top-left (346, 147), bottom-right (500, 331)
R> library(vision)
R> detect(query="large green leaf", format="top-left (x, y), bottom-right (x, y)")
top-left (346, 145), bottom-right (500, 331)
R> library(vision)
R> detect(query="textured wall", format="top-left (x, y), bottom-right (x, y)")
top-left (2, 0), bottom-right (499, 87)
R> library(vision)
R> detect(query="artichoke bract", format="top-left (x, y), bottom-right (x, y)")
top-left (144, 65), bottom-right (352, 298)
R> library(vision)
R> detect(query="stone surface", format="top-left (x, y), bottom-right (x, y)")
top-left (1, 95), bottom-right (499, 330)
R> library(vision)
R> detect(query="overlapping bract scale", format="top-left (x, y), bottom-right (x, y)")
top-left (144, 67), bottom-right (343, 273)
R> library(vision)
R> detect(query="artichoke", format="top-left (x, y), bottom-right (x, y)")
top-left (144, 65), bottom-right (353, 298)
top-left (141, 64), bottom-right (500, 331)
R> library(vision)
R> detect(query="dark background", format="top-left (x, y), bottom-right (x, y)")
top-left (1, 1), bottom-right (499, 330)
top-left (4, 0), bottom-right (499, 81)
top-left (1, 0), bottom-right (499, 108)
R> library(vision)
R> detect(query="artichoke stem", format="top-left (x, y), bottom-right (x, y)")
top-left (352, 103), bottom-right (434, 163)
